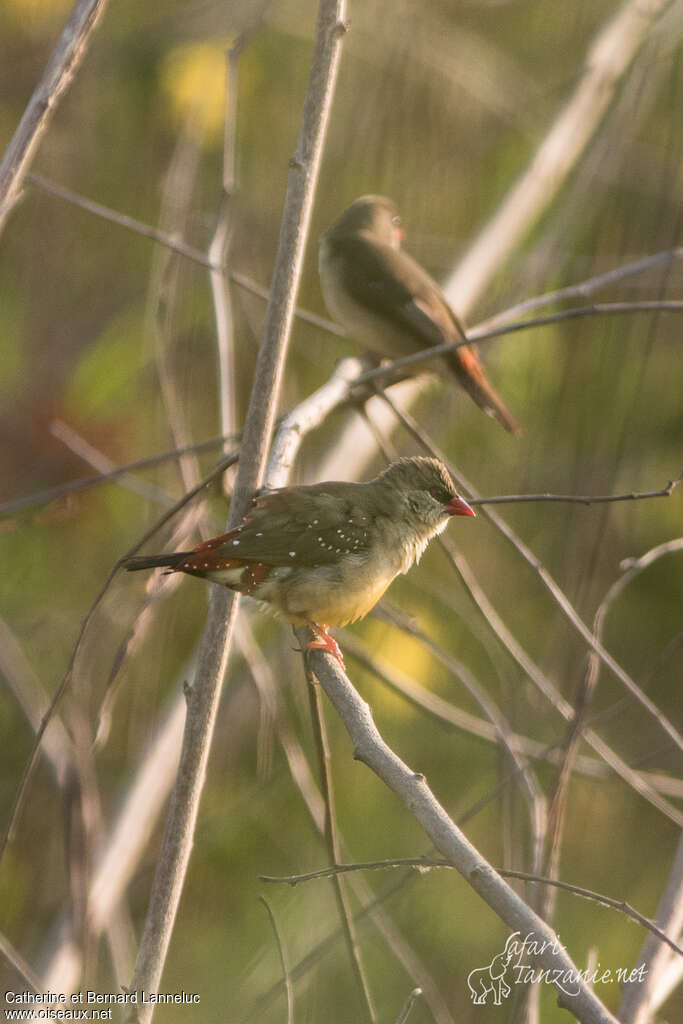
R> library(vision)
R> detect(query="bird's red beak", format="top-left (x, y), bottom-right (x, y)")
top-left (446, 496), bottom-right (476, 517)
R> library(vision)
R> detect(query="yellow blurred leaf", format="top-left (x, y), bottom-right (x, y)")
top-left (161, 41), bottom-right (232, 142)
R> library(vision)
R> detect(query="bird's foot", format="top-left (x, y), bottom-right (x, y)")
top-left (306, 624), bottom-right (345, 671)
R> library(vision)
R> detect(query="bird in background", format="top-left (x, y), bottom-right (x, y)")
top-left (124, 457), bottom-right (475, 667)
top-left (319, 195), bottom-right (521, 435)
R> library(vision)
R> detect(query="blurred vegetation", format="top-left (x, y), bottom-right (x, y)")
top-left (0, 0), bottom-right (681, 1021)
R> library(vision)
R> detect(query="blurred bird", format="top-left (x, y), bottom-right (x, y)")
top-left (319, 195), bottom-right (521, 435)
top-left (124, 457), bottom-right (475, 666)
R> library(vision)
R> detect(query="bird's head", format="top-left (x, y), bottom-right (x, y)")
top-left (326, 195), bottom-right (404, 249)
top-left (378, 457), bottom-right (475, 530)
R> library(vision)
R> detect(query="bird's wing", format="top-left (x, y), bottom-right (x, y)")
top-left (334, 236), bottom-right (521, 435)
top-left (331, 235), bottom-right (457, 346)
top-left (196, 484), bottom-right (375, 568)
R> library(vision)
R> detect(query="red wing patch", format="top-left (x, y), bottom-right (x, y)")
top-left (242, 562), bottom-right (270, 593)
top-left (191, 530), bottom-right (239, 553)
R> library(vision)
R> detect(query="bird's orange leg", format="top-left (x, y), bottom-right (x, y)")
top-left (306, 622), bottom-right (345, 671)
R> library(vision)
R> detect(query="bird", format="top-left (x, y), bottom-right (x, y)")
top-left (124, 457), bottom-right (475, 667)
top-left (319, 195), bottom-right (521, 435)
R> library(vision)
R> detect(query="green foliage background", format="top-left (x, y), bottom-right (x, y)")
top-left (0, 1), bottom-right (681, 1021)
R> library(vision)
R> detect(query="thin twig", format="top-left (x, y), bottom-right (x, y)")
top-left (469, 478), bottom-right (680, 506)
top-left (0, 433), bottom-right (236, 518)
top-left (351, 302), bottom-right (683, 391)
top-left (0, 0), bottom-right (112, 233)
top-left (475, 248), bottom-right (683, 332)
top-left (25, 171), bottom-right (345, 338)
top-left (261, 859), bottom-right (683, 959)
top-left (258, 897), bottom-right (294, 1024)
top-left (443, 0), bottom-right (674, 313)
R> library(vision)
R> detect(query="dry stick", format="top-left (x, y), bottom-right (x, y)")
top-left (352, 301), bottom-right (683, 392)
top-left (469, 478), bottom-right (680, 506)
top-left (619, 833), bottom-right (683, 1024)
top-left (474, 248), bottom-right (683, 333)
top-left (261, 859), bottom-right (683, 960)
top-left (0, 450), bottom-right (237, 866)
top-left (443, 0), bottom-right (674, 312)
top-left (297, 640), bottom-right (619, 1024)
top-left (377, 393), bottom-right (683, 755)
top-left (51, 420), bottom-right (172, 507)
top-left (24, 172), bottom-right (345, 339)
top-left (0, 433), bottom-right (236, 518)
top-left (0, 0), bottom-right (111, 233)
top-left (124, 5), bottom-right (347, 1017)
top-left (305, 662), bottom-right (377, 1022)
top-left (258, 897), bottom-right (294, 1024)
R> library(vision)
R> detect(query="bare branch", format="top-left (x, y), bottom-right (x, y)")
top-left (261, 858), bottom-right (683, 959)
top-left (0, 0), bottom-right (112, 234)
top-left (475, 247), bottom-right (683, 332)
top-left (24, 172), bottom-right (345, 338)
top-left (352, 302), bottom-right (683, 391)
top-left (443, 0), bottom-right (675, 313)
top-left (470, 477), bottom-right (681, 506)
top-left (297, 638), bottom-right (619, 1024)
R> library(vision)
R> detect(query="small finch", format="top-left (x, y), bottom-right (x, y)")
top-left (319, 195), bottom-right (520, 435)
top-left (124, 457), bottom-right (475, 665)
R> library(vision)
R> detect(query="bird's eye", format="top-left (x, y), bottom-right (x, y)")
top-left (391, 215), bottom-right (401, 227)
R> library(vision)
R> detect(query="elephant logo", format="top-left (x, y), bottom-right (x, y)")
top-left (467, 933), bottom-right (518, 1005)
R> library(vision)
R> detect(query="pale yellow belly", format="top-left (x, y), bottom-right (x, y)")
top-left (259, 561), bottom-right (399, 628)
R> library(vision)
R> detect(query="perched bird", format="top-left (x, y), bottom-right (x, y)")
top-left (319, 195), bottom-right (521, 435)
top-left (124, 457), bottom-right (475, 666)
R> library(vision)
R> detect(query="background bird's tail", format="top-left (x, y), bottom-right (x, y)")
top-left (447, 345), bottom-right (521, 436)
top-left (123, 552), bottom-right (189, 572)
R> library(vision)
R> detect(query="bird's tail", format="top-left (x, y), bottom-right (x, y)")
top-left (447, 345), bottom-right (521, 436)
top-left (123, 552), bottom-right (189, 572)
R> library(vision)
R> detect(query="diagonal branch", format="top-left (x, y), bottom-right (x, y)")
top-left (298, 639), bottom-right (619, 1024)
top-left (0, 0), bottom-right (112, 234)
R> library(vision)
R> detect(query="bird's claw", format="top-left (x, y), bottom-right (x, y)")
top-left (306, 630), bottom-right (346, 671)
